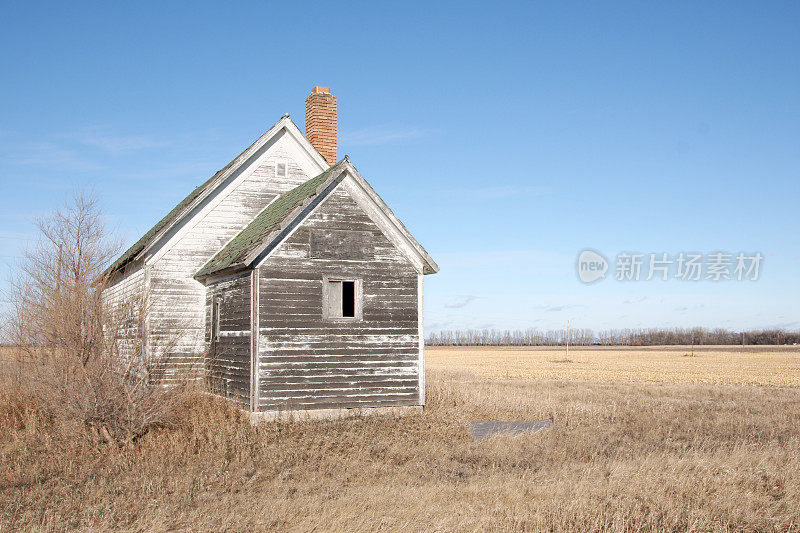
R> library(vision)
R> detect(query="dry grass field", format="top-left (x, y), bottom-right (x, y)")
top-left (427, 344), bottom-right (800, 386)
top-left (2, 345), bottom-right (800, 531)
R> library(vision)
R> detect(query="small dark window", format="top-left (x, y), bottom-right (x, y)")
top-left (342, 281), bottom-right (355, 317)
top-left (323, 278), bottom-right (361, 320)
top-left (276, 161), bottom-right (287, 178)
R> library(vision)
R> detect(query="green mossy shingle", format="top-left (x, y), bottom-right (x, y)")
top-left (195, 159), bottom-right (346, 278)
top-left (104, 135), bottom-right (261, 276)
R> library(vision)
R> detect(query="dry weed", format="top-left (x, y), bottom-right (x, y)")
top-left (2, 363), bottom-right (799, 531)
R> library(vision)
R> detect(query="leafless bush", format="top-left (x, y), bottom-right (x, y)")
top-left (0, 191), bottom-right (191, 445)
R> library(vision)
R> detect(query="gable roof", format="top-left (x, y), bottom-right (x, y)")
top-left (195, 159), bottom-right (347, 279)
top-left (104, 116), bottom-right (328, 276)
top-left (194, 158), bottom-right (439, 282)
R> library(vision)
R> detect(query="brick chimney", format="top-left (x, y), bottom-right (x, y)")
top-left (304, 86), bottom-right (337, 165)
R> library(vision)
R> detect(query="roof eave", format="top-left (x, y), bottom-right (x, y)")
top-left (240, 162), bottom-right (349, 268)
top-left (136, 117), bottom-right (293, 262)
top-left (340, 160), bottom-right (440, 275)
top-left (194, 263), bottom-right (250, 285)
top-left (194, 159), bottom-right (349, 281)
top-left (192, 157), bottom-right (440, 282)
top-left (106, 115), bottom-right (330, 277)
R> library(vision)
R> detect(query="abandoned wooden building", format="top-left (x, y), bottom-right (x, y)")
top-left (103, 87), bottom-right (439, 416)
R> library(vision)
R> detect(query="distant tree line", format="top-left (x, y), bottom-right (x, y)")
top-left (426, 327), bottom-right (800, 346)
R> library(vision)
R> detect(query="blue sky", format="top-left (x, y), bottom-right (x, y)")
top-left (1, 2), bottom-right (798, 333)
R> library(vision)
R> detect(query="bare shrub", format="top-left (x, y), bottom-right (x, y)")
top-left (1, 191), bottom-right (190, 445)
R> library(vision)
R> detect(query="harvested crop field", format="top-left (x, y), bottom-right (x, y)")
top-left (427, 344), bottom-right (800, 386)
top-left (2, 346), bottom-right (800, 531)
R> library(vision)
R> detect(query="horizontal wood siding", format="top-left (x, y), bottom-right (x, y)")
top-left (257, 186), bottom-right (420, 411)
top-left (102, 264), bottom-right (147, 364)
top-left (146, 135), bottom-right (314, 383)
top-left (207, 274), bottom-right (252, 406)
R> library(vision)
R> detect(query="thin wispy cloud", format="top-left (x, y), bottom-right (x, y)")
top-left (444, 295), bottom-right (480, 309)
top-left (537, 304), bottom-right (581, 312)
top-left (449, 184), bottom-right (554, 201)
top-left (0, 128), bottom-right (223, 187)
top-left (115, 160), bottom-right (219, 184)
top-left (623, 296), bottom-right (649, 304)
top-left (674, 304), bottom-right (704, 312)
top-left (339, 125), bottom-right (431, 146)
top-left (1, 141), bottom-right (105, 171)
top-left (55, 127), bottom-right (171, 154)
top-left (427, 320), bottom-right (499, 332)
top-left (436, 249), bottom-right (566, 268)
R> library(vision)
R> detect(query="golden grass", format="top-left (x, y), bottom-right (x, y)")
top-left (427, 345), bottom-right (800, 386)
top-left (2, 347), bottom-right (800, 531)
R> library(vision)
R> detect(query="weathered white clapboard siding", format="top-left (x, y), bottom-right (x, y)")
top-left (103, 263), bottom-right (147, 362)
top-left (206, 273), bottom-right (252, 406)
top-left (141, 132), bottom-right (324, 382)
top-left (256, 186), bottom-right (421, 411)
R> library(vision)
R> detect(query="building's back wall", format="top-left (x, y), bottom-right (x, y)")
top-left (256, 187), bottom-right (420, 411)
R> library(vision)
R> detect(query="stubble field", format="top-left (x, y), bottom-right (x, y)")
top-left (427, 344), bottom-right (800, 386)
top-left (2, 345), bottom-right (800, 531)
